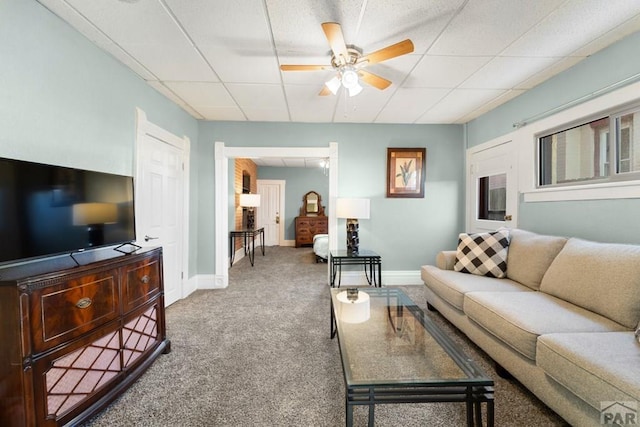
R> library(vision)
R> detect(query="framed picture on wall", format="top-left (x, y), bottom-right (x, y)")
top-left (386, 147), bottom-right (426, 198)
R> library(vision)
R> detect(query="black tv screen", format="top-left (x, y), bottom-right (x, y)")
top-left (0, 157), bottom-right (136, 265)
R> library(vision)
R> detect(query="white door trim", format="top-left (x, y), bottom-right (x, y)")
top-left (257, 179), bottom-right (286, 245)
top-left (134, 108), bottom-right (193, 299)
top-left (466, 137), bottom-right (518, 232)
top-left (214, 143), bottom-right (338, 288)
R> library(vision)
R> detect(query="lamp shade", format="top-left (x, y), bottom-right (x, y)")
top-left (72, 203), bottom-right (118, 225)
top-left (239, 193), bottom-right (261, 208)
top-left (336, 198), bottom-right (370, 219)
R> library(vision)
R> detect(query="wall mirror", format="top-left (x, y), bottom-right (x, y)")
top-left (300, 190), bottom-right (325, 216)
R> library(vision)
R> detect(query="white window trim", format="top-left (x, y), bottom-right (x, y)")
top-left (516, 80), bottom-right (640, 203)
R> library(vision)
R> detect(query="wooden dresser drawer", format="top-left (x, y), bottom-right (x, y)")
top-left (121, 255), bottom-right (162, 314)
top-left (31, 271), bottom-right (119, 353)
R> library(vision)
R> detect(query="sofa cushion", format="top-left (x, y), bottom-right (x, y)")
top-left (454, 230), bottom-right (510, 278)
top-left (537, 332), bottom-right (640, 410)
top-left (540, 238), bottom-right (640, 329)
top-left (421, 266), bottom-right (530, 310)
top-left (506, 229), bottom-right (567, 290)
top-left (464, 292), bottom-right (628, 360)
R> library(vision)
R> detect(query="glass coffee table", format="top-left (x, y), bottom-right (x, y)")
top-left (330, 287), bottom-right (494, 426)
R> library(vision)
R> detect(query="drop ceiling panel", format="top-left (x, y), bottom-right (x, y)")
top-left (283, 85), bottom-right (336, 122)
top-left (429, 0), bottom-right (561, 56)
top-left (407, 56), bottom-right (490, 88)
top-left (502, 0), bottom-right (640, 57)
top-left (36, 0), bottom-right (640, 125)
top-left (461, 56), bottom-right (560, 90)
top-left (123, 44), bottom-right (217, 82)
top-left (417, 88), bottom-right (507, 123)
top-left (353, 0), bottom-right (465, 54)
top-left (376, 88), bottom-right (450, 123)
top-left (164, 82), bottom-right (236, 107)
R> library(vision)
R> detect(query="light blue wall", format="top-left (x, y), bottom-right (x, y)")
top-left (198, 122), bottom-right (465, 274)
top-left (1, 0), bottom-right (201, 274)
top-left (466, 31), bottom-right (640, 244)
top-left (258, 167), bottom-right (330, 240)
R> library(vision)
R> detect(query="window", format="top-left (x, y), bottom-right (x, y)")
top-left (478, 174), bottom-right (506, 221)
top-left (538, 105), bottom-right (640, 187)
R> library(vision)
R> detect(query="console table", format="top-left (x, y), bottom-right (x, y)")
top-left (229, 227), bottom-right (265, 267)
top-left (330, 249), bottom-right (382, 288)
top-left (0, 247), bottom-right (169, 426)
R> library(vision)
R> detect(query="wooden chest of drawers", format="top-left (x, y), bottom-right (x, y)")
top-left (0, 247), bottom-right (169, 426)
top-left (295, 216), bottom-right (328, 247)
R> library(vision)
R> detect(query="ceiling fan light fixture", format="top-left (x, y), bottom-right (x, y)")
top-left (341, 68), bottom-right (359, 89)
top-left (348, 82), bottom-right (363, 97)
top-left (325, 76), bottom-right (341, 95)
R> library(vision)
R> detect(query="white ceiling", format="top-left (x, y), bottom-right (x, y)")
top-left (38, 0), bottom-right (640, 125)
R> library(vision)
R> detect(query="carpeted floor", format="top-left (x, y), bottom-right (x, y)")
top-left (84, 246), bottom-right (568, 426)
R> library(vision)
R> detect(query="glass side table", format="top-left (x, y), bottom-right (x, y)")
top-left (329, 249), bottom-right (381, 288)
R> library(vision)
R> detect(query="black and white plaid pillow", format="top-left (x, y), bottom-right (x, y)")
top-left (454, 230), bottom-right (510, 278)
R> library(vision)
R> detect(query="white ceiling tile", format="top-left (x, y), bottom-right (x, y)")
top-left (242, 108), bottom-right (290, 122)
top-left (146, 81), bottom-right (204, 119)
top-left (461, 56), bottom-right (559, 89)
top-left (333, 86), bottom-right (394, 123)
top-left (283, 85), bottom-right (337, 122)
top-left (406, 56), bottom-right (490, 88)
top-left (123, 43), bottom-right (217, 81)
top-left (196, 106), bottom-right (247, 121)
top-left (516, 56), bottom-right (584, 90)
top-left (352, 0), bottom-right (466, 54)
top-left (38, 0), bottom-right (640, 125)
top-left (429, 0), bottom-right (561, 56)
top-left (226, 84), bottom-right (287, 109)
top-left (165, 82), bottom-right (236, 107)
top-left (64, 0), bottom-right (187, 46)
top-left (416, 89), bottom-right (507, 123)
top-left (502, 0), bottom-right (640, 57)
top-left (455, 89), bottom-right (526, 123)
top-left (375, 88), bottom-right (450, 123)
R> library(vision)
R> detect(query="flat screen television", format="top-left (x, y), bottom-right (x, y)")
top-left (0, 157), bottom-right (136, 266)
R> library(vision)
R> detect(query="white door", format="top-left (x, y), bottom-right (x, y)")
top-left (257, 180), bottom-right (284, 246)
top-left (467, 141), bottom-right (517, 232)
top-left (138, 134), bottom-right (184, 306)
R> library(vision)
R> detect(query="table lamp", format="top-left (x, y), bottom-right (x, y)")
top-left (239, 193), bottom-right (261, 229)
top-left (336, 198), bottom-right (370, 254)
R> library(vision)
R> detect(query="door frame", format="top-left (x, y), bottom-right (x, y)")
top-left (134, 108), bottom-right (193, 300)
top-left (215, 142), bottom-right (338, 288)
top-left (257, 179), bottom-right (286, 246)
top-left (466, 137), bottom-right (518, 232)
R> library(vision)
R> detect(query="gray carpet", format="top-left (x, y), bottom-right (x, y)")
top-left (84, 246), bottom-right (568, 426)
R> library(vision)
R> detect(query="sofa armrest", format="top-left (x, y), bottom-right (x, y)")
top-left (436, 250), bottom-right (457, 270)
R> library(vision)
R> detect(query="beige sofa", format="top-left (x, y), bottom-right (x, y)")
top-left (421, 229), bottom-right (640, 426)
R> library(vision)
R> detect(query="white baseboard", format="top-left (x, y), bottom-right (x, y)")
top-left (282, 239), bottom-right (295, 247)
top-left (192, 270), bottom-right (422, 293)
top-left (197, 274), bottom-right (228, 289)
top-left (183, 275), bottom-right (198, 298)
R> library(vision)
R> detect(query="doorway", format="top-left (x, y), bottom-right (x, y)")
top-left (135, 108), bottom-right (191, 306)
top-left (466, 140), bottom-right (517, 232)
top-left (257, 179), bottom-right (285, 246)
top-left (214, 143), bottom-right (338, 288)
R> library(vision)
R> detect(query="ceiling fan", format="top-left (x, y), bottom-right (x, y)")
top-left (280, 22), bottom-right (414, 97)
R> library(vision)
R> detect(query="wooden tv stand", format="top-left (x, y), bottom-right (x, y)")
top-left (0, 247), bottom-right (170, 426)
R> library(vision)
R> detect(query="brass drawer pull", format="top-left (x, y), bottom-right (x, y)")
top-left (141, 275), bottom-right (150, 284)
top-left (75, 297), bottom-right (92, 309)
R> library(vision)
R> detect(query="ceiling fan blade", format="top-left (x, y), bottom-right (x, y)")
top-left (321, 22), bottom-right (348, 63)
top-left (319, 86), bottom-right (332, 96)
top-left (280, 64), bottom-right (332, 71)
top-left (358, 70), bottom-right (392, 90)
top-left (358, 39), bottom-right (414, 65)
